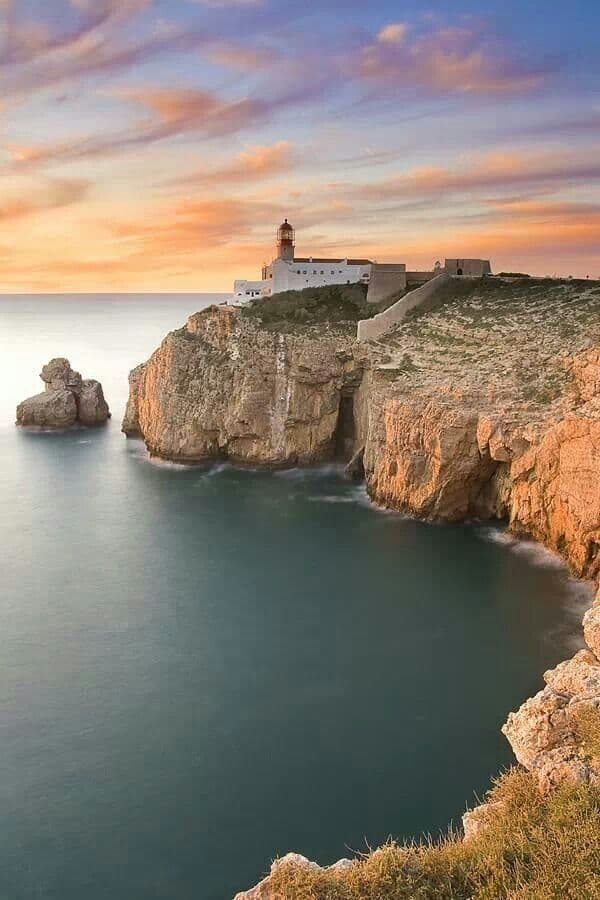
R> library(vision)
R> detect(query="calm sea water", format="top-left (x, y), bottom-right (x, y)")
top-left (0, 294), bottom-right (593, 900)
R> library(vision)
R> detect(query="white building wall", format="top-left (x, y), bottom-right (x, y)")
top-left (272, 259), bottom-right (371, 294)
top-left (233, 279), bottom-right (271, 300)
top-left (233, 259), bottom-right (372, 301)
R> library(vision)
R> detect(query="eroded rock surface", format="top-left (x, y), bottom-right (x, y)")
top-left (502, 609), bottom-right (600, 790)
top-left (122, 305), bottom-right (362, 465)
top-left (16, 358), bottom-right (110, 428)
top-left (360, 279), bottom-right (600, 582)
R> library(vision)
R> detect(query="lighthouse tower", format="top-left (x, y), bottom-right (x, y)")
top-left (276, 219), bottom-right (295, 262)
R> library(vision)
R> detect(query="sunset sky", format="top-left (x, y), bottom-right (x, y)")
top-left (1, 0), bottom-right (599, 291)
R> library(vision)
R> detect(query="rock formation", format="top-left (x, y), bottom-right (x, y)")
top-left (16, 358), bottom-right (110, 428)
top-left (122, 305), bottom-right (363, 466)
top-left (502, 593), bottom-right (600, 791)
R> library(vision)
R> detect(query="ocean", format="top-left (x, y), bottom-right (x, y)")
top-left (0, 294), bottom-right (593, 899)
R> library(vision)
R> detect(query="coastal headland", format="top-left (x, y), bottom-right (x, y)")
top-left (122, 276), bottom-right (600, 897)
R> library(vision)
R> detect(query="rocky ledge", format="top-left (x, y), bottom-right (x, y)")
top-left (16, 358), bottom-right (110, 428)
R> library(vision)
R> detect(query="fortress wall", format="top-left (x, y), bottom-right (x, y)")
top-left (406, 270), bottom-right (436, 285)
top-left (366, 264), bottom-right (407, 304)
top-left (358, 272), bottom-right (450, 342)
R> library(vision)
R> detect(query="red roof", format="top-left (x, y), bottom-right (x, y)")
top-left (293, 257), bottom-right (373, 265)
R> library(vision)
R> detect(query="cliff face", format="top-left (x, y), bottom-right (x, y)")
top-left (123, 305), bottom-right (362, 466)
top-left (124, 285), bottom-right (600, 579)
top-left (361, 371), bottom-right (600, 582)
top-left (359, 283), bottom-right (600, 583)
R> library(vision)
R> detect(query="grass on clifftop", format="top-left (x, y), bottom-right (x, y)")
top-left (241, 283), bottom-right (397, 332)
top-left (269, 769), bottom-right (600, 899)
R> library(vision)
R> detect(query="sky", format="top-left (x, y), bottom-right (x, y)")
top-left (1, 0), bottom-right (600, 292)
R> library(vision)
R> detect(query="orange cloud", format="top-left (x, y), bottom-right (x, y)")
top-left (351, 151), bottom-right (600, 203)
top-left (205, 42), bottom-right (275, 70)
top-left (0, 176), bottom-right (88, 222)
top-left (176, 141), bottom-right (293, 187)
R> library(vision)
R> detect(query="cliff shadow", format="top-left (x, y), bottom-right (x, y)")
top-left (334, 390), bottom-right (356, 461)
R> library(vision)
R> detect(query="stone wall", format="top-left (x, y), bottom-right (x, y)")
top-left (366, 263), bottom-right (407, 304)
top-left (406, 270), bottom-right (436, 285)
top-left (357, 272), bottom-right (450, 342)
top-left (445, 259), bottom-right (492, 277)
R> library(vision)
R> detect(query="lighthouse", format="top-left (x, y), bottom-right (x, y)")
top-left (276, 219), bottom-right (295, 262)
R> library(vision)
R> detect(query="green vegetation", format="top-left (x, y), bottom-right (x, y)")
top-left (270, 769), bottom-right (600, 899)
top-left (241, 283), bottom-right (397, 331)
top-left (573, 705), bottom-right (600, 767)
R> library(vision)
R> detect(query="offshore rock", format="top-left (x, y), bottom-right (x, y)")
top-left (16, 358), bottom-right (110, 428)
top-left (122, 305), bottom-right (361, 465)
top-left (16, 388), bottom-right (78, 428)
top-left (78, 380), bottom-right (110, 426)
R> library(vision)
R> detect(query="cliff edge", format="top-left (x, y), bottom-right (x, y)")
top-left (122, 304), bottom-right (364, 466)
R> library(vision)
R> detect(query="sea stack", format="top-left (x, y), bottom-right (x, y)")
top-left (16, 358), bottom-right (110, 428)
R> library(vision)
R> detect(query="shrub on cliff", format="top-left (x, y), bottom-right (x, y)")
top-left (269, 769), bottom-right (600, 899)
top-left (241, 283), bottom-right (394, 329)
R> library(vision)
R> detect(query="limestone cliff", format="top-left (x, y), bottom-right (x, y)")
top-left (122, 305), bottom-right (363, 466)
top-left (359, 280), bottom-right (600, 583)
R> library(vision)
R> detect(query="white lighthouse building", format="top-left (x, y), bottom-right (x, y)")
top-left (232, 220), bottom-right (376, 301)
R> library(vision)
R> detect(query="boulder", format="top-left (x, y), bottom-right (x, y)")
top-left (16, 389), bottom-right (77, 428)
top-left (583, 602), bottom-right (600, 660)
top-left (78, 380), bottom-right (110, 426)
top-left (462, 801), bottom-right (505, 841)
top-left (41, 358), bottom-right (82, 393)
top-left (16, 358), bottom-right (110, 428)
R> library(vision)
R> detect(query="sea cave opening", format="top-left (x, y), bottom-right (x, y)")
top-left (334, 390), bottom-right (356, 461)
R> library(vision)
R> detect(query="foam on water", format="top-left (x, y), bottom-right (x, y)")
top-left (478, 525), bottom-right (573, 570)
top-left (306, 495), bottom-right (355, 504)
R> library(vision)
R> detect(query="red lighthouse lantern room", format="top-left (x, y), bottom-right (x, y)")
top-left (277, 219), bottom-right (295, 262)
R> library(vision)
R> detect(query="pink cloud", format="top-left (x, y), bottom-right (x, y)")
top-left (353, 22), bottom-right (553, 95)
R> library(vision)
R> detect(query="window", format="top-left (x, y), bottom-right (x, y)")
top-left (313, 270), bottom-right (317, 274)
top-left (331, 270), bottom-right (335, 275)
top-left (320, 270), bottom-right (324, 275)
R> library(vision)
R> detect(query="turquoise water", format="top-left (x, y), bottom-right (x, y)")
top-left (0, 295), bottom-right (593, 900)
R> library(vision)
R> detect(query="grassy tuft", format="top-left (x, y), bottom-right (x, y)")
top-left (573, 705), bottom-right (600, 766)
top-left (269, 769), bottom-right (600, 899)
